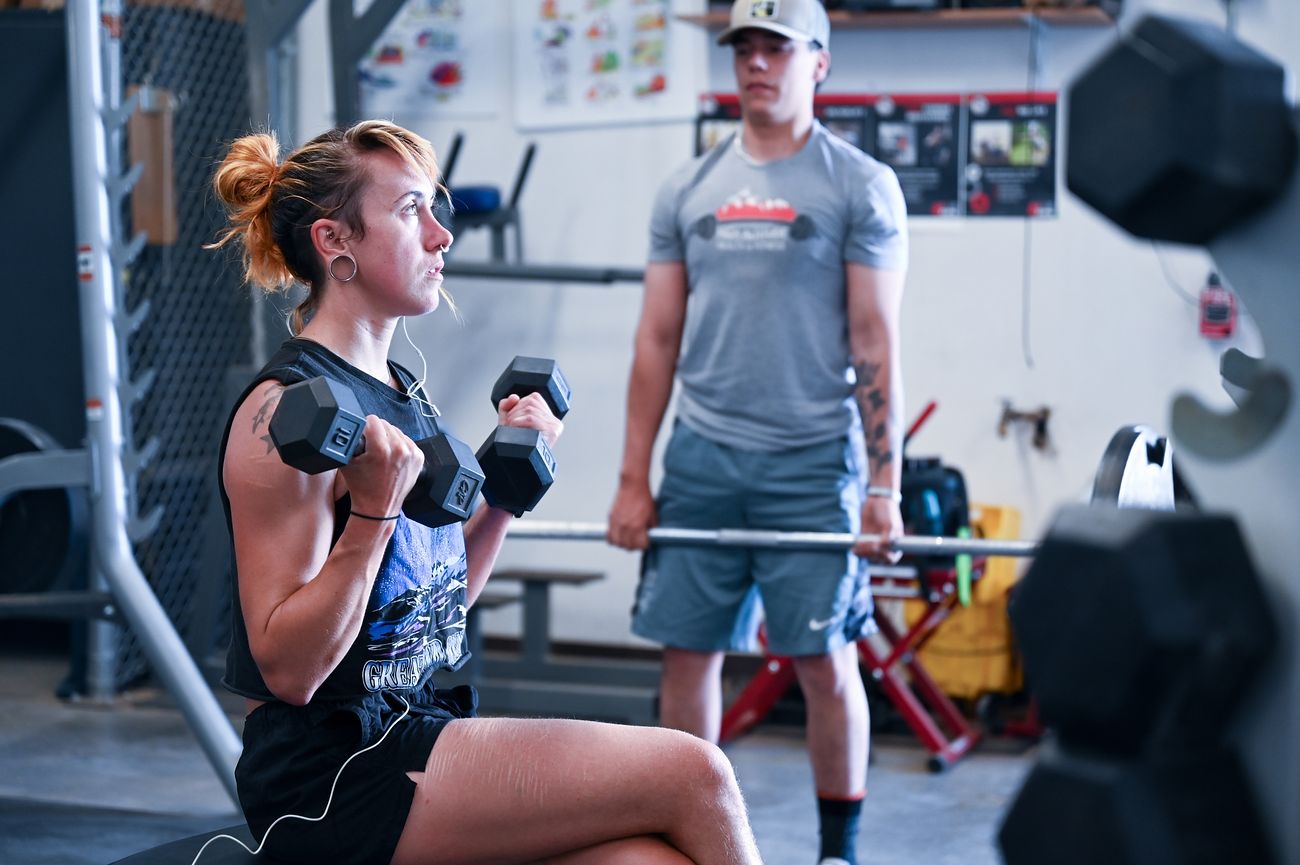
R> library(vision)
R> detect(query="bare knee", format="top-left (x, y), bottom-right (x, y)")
top-left (659, 728), bottom-right (744, 806)
top-left (693, 736), bottom-right (741, 793)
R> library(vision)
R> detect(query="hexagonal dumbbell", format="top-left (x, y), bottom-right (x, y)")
top-left (475, 357), bottom-right (571, 517)
top-left (998, 745), bottom-right (1277, 865)
top-left (1066, 14), bottom-right (1297, 245)
top-left (1008, 505), bottom-right (1276, 756)
top-left (269, 376), bottom-right (485, 528)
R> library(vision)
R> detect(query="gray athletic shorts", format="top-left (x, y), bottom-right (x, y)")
top-left (631, 423), bottom-right (876, 657)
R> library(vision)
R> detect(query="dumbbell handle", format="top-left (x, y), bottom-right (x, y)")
top-left (346, 431), bottom-right (370, 459)
top-left (505, 521), bottom-right (1039, 559)
top-left (491, 356), bottom-right (571, 419)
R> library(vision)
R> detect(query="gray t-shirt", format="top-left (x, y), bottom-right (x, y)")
top-left (649, 121), bottom-right (908, 452)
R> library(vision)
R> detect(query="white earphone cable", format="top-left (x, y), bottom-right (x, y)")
top-left (189, 694), bottom-right (412, 865)
top-left (399, 317), bottom-right (441, 420)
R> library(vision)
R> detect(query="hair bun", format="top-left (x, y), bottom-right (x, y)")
top-left (212, 133), bottom-right (280, 211)
top-left (209, 132), bottom-right (294, 291)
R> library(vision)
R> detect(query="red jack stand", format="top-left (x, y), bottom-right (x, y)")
top-left (719, 564), bottom-right (983, 773)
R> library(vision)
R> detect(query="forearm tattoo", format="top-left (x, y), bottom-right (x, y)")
top-left (250, 387), bottom-right (283, 456)
top-left (853, 359), bottom-right (900, 481)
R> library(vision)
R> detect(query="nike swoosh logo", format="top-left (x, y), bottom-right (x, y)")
top-left (808, 615), bottom-right (840, 632)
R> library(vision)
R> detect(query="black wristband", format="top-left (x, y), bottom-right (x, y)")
top-left (350, 510), bottom-right (400, 522)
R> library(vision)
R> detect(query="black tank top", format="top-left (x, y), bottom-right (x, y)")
top-left (219, 338), bottom-right (470, 703)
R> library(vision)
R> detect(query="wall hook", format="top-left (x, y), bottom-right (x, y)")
top-left (999, 401), bottom-right (1052, 451)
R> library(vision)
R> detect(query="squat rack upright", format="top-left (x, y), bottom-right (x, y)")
top-left (0, 0), bottom-right (242, 805)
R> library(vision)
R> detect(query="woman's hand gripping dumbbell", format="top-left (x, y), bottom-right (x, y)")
top-left (476, 357), bottom-right (570, 517)
top-left (268, 376), bottom-right (485, 527)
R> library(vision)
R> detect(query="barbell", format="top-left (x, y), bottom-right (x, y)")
top-left (501, 424), bottom-right (1184, 561)
top-left (504, 520), bottom-right (1038, 559)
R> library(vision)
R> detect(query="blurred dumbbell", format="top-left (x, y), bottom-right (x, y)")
top-left (1009, 505), bottom-right (1275, 756)
top-left (998, 744), bottom-right (1277, 865)
top-left (476, 357), bottom-right (572, 517)
top-left (1067, 14), bottom-right (1297, 245)
top-left (269, 376), bottom-right (485, 528)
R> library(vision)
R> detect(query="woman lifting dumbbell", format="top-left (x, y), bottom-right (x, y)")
top-left (209, 120), bottom-right (762, 865)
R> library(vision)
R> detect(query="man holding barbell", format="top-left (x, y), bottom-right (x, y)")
top-left (608, 2), bottom-right (909, 864)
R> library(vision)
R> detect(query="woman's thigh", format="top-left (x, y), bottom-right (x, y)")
top-left (390, 716), bottom-right (729, 865)
top-left (532, 836), bottom-right (694, 865)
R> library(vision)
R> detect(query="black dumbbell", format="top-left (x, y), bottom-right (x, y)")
top-left (1067, 14), bottom-right (1296, 245)
top-left (1008, 505), bottom-right (1276, 756)
top-left (475, 357), bottom-right (571, 517)
top-left (269, 376), bottom-right (485, 528)
top-left (998, 745), bottom-right (1277, 865)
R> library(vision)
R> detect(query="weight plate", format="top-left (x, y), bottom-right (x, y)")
top-left (0, 418), bottom-right (89, 594)
top-left (1090, 424), bottom-right (1175, 511)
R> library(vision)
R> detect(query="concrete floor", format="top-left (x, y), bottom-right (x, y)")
top-left (0, 650), bottom-right (1033, 865)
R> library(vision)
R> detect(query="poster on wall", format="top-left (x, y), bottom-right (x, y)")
top-left (694, 93), bottom-right (871, 156)
top-left (869, 94), bottom-right (962, 217)
top-left (359, 0), bottom-right (505, 121)
top-left (815, 95), bottom-right (873, 153)
top-left (962, 92), bottom-right (1057, 218)
top-left (512, 0), bottom-right (699, 131)
top-left (694, 93), bottom-right (741, 155)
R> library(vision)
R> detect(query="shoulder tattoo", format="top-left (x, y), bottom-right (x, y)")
top-left (250, 385), bottom-right (284, 456)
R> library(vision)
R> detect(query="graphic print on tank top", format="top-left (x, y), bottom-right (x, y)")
top-left (361, 519), bottom-right (468, 692)
top-left (693, 187), bottom-right (816, 252)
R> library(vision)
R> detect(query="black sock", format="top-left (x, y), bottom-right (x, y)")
top-left (817, 796), bottom-right (863, 864)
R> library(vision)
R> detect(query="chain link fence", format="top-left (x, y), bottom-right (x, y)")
top-left (117, 1), bottom-right (252, 687)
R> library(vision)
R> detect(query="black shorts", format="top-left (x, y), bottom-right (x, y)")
top-left (235, 681), bottom-right (477, 865)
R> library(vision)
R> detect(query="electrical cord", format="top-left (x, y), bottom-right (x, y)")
top-left (1019, 16), bottom-right (1045, 370)
top-left (1150, 242), bottom-right (1201, 306)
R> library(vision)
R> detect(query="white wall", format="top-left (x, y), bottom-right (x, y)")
top-left (290, 0), bottom-right (1295, 648)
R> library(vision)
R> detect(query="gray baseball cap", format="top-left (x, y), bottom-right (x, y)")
top-left (717, 0), bottom-right (831, 49)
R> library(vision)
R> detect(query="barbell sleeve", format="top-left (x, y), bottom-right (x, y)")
top-left (504, 521), bottom-right (1039, 558)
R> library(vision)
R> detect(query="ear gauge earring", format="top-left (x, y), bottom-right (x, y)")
top-left (329, 254), bottom-right (358, 283)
